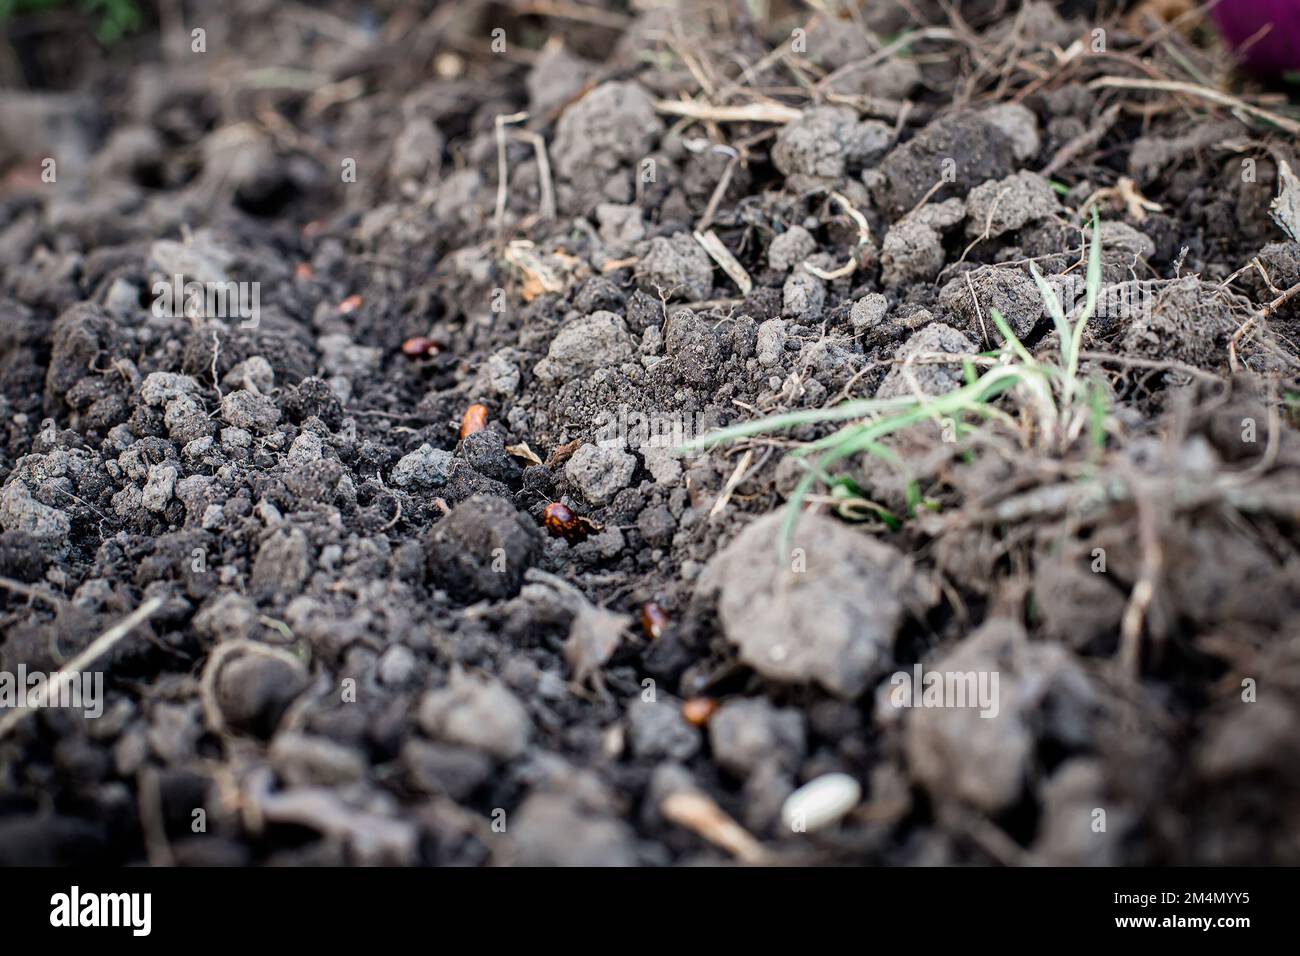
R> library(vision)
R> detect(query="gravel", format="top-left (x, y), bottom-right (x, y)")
top-left (708, 697), bottom-right (806, 777)
top-left (696, 511), bottom-right (936, 698)
top-left (637, 233), bottom-right (714, 301)
top-left (220, 389), bottom-right (280, 433)
top-left (768, 225), bottom-right (817, 273)
top-left (565, 443), bottom-right (637, 506)
top-left (424, 494), bottom-right (542, 602)
top-left (965, 171), bottom-right (1060, 238)
top-left (215, 653), bottom-right (309, 738)
top-left (533, 311), bottom-right (636, 383)
top-left (938, 266), bottom-right (1044, 343)
top-left (392, 443), bottom-right (453, 491)
top-left (875, 323), bottom-right (977, 399)
top-left (418, 671), bottom-right (532, 760)
top-left (626, 698), bottom-right (702, 761)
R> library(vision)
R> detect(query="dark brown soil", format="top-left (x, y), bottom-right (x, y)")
top-left (1, 0), bottom-right (1298, 866)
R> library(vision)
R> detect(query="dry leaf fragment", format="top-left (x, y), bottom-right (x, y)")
top-left (1270, 159), bottom-right (1300, 242)
top-left (505, 442), bottom-right (543, 466)
top-left (504, 240), bottom-right (565, 302)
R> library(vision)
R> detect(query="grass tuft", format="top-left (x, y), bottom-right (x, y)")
top-left (682, 208), bottom-right (1109, 556)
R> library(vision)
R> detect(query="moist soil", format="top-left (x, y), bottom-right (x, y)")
top-left (1, 0), bottom-right (1299, 866)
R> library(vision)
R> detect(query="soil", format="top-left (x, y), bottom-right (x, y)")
top-left (1, 0), bottom-right (1299, 866)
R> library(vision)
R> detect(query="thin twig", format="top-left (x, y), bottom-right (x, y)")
top-left (1087, 77), bottom-right (1300, 137)
top-left (1119, 475), bottom-right (1163, 677)
top-left (652, 99), bottom-right (801, 124)
top-left (661, 790), bottom-right (770, 864)
top-left (694, 229), bottom-right (752, 295)
top-left (1039, 104), bottom-right (1121, 179)
top-left (513, 128), bottom-right (556, 221)
top-left (493, 111), bottom-right (529, 239)
top-left (709, 449), bottom-right (754, 522)
top-left (0, 595), bottom-right (165, 738)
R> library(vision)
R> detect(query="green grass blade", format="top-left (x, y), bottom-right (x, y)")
top-left (1029, 260), bottom-right (1073, 368)
top-left (680, 395), bottom-right (918, 451)
top-left (1081, 205), bottom-right (1103, 324)
top-left (1068, 206), bottom-right (1104, 389)
top-left (989, 309), bottom-right (1035, 364)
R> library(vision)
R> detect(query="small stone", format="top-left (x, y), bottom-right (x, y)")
top-left (783, 266), bottom-right (826, 318)
top-left (401, 739), bottom-right (493, 800)
top-left (141, 463), bottom-right (177, 513)
top-left (0, 530), bottom-right (44, 582)
top-left (756, 318), bottom-right (787, 367)
top-left (875, 324), bottom-right (976, 399)
top-left (377, 644), bottom-right (416, 686)
top-left (938, 266), bottom-right (1043, 344)
top-left (270, 732), bottom-right (366, 786)
top-left (696, 511), bottom-right (935, 698)
top-left (768, 225), bottom-right (816, 273)
top-left (708, 697), bottom-right (806, 777)
top-left (425, 494), bottom-right (542, 601)
top-left (772, 105), bottom-right (891, 186)
top-left (637, 233), bottom-right (714, 301)
top-left (881, 198), bottom-right (966, 287)
top-left (534, 311), bottom-right (636, 383)
top-left (639, 444), bottom-right (682, 486)
top-left (165, 394), bottom-right (213, 445)
top-left (1095, 221), bottom-right (1156, 262)
top-left (552, 81), bottom-right (663, 214)
top-left (149, 235), bottom-right (233, 285)
top-left (462, 429), bottom-right (522, 484)
top-left (965, 171), bottom-right (1059, 238)
top-left (220, 389), bottom-right (280, 433)
top-left (1032, 758), bottom-right (1124, 865)
top-left (216, 653), bottom-right (308, 738)
top-left (596, 202), bottom-right (646, 249)
top-left (636, 504), bottom-right (676, 547)
top-left (982, 103), bottom-right (1041, 162)
top-left (874, 112), bottom-right (1017, 217)
top-left (391, 443), bottom-right (452, 491)
top-left (140, 372), bottom-right (202, 407)
top-left (200, 504), bottom-right (223, 530)
top-left (509, 793), bottom-right (638, 866)
top-left (236, 355), bottom-right (274, 394)
top-left (662, 308), bottom-right (722, 386)
top-left (418, 671), bottom-right (531, 760)
top-left (389, 116), bottom-right (444, 188)
top-left (484, 350), bottom-right (520, 396)
top-left (193, 592), bottom-right (257, 643)
top-left (850, 293), bottom-right (888, 331)
top-left (251, 527), bottom-right (313, 592)
top-left (287, 431), bottom-right (324, 465)
top-left (565, 443), bottom-right (637, 506)
top-left (626, 698), bottom-right (701, 761)
top-left (221, 427), bottom-right (252, 449)
top-left (904, 619), bottom-right (1035, 813)
top-left (0, 481), bottom-right (71, 557)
